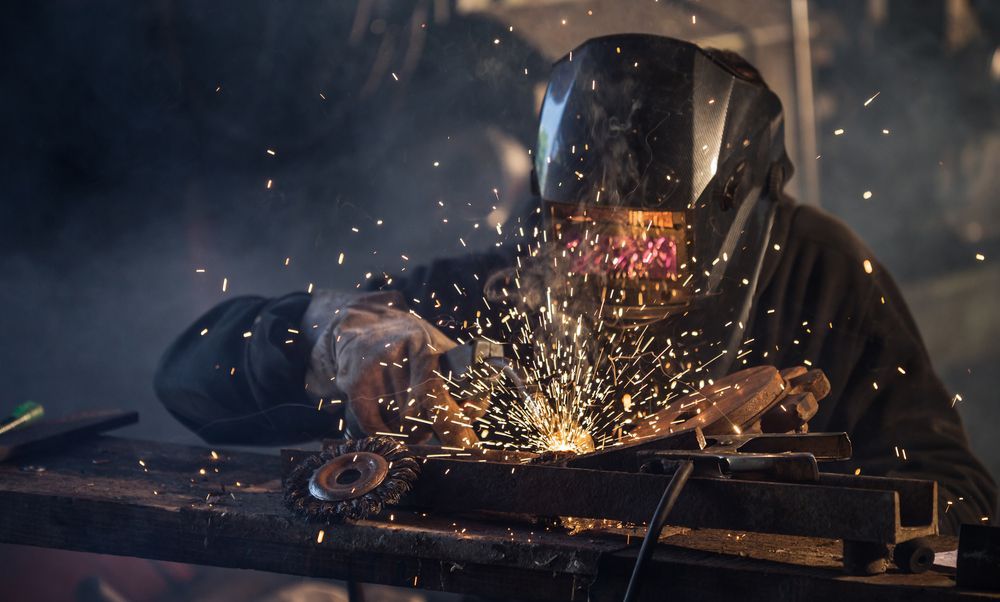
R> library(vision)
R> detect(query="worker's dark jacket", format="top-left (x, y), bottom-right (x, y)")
top-left (155, 198), bottom-right (997, 532)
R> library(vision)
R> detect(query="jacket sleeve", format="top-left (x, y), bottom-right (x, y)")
top-left (756, 204), bottom-right (996, 533)
top-left (153, 293), bottom-right (344, 445)
top-left (154, 251), bottom-right (515, 445)
top-left (840, 262), bottom-right (997, 533)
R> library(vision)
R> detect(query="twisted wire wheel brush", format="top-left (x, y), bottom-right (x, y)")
top-left (284, 436), bottom-right (420, 522)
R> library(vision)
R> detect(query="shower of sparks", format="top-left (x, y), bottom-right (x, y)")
top-left (306, 157), bottom-right (757, 456)
top-left (416, 214), bottom-right (733, 455)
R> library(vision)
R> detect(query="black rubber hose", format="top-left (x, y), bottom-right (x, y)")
top-left (622, 460), bottom-right (695, 602)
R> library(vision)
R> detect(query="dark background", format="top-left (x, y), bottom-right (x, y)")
top-left (0, 0), bottom-right (997, 492)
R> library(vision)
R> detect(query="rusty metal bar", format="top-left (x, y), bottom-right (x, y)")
top-left (403, 458), bottom-right (936, 545)
top-left (563, 431), bottom-right (851, 471)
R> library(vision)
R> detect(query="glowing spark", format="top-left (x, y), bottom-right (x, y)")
top-left (863, 259), bottom-right (873, 274)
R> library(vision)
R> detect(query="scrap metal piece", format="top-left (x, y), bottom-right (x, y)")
top-left (784, 368), bottom-right (832, 399)
top-left (284, 436), bottom-right (419, 522)
top-left (760, 368), bottom-right (830, 433)
top-left (629, 366), bottom-right (788, 439)
top-left (759, 392), bottom-right (818, 433)
top-left (893, 537), bottom-right (935, 574)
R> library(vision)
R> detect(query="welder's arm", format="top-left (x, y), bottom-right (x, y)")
top-left (303, 289), bottom-right (480, 447)
top-left (843, 271), bottom-right (997, 534)
top-left (758, 205), bottom-right (995, 533)
top-left (155, 290), bottom-right (481, 446)
top-left (154, 293), bottom-right (335, 445)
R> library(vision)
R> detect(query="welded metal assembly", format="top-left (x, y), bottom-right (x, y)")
top-left (628, 365), bottom-right (829, 439)
top-left (281, 365), bottom-right (938, 575)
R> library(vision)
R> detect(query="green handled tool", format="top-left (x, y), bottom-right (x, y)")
top-left (0, 401), bottom-right (45, 436)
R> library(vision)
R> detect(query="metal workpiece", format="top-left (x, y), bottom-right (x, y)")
top-left (401, 457), bottom-right (937, 547)
top-left (628, 366), bottom-right (789, 439)
top-left (702, 432), bottom-right (853, 460)
top-left (287, 366), bottom-right (937, 575)
top-left (563, 430), bottom-right (851, 473)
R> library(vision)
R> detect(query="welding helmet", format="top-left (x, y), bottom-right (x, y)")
top-left (533, 34), bottom-right (790, 380)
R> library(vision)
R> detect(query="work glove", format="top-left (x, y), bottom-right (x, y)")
top-left (303, 289), bottom-right (481, 447)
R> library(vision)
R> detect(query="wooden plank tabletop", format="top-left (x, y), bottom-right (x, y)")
top-left (0, 435), bottom-right (994, 601)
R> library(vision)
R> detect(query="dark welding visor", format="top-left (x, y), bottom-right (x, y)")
top-left (535, 34), bottom-right (787, 325)
top-left (535, 34), bottom-right (786, 211)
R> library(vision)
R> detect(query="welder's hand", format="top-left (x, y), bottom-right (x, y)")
top-left (303, 290), bottom-right (481, 447)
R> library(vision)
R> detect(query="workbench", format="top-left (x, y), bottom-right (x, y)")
top-left (0, 436), bottom-right (994, 601)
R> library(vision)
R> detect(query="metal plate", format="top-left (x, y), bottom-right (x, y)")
top-left (629, 366), bottom-right (786, 438)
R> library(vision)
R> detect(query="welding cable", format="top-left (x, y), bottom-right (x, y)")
top-left (622, 460), bottom-right (695, 602)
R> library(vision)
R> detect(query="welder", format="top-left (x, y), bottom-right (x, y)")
top-left (155, 34), bottom-right (996, 532)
